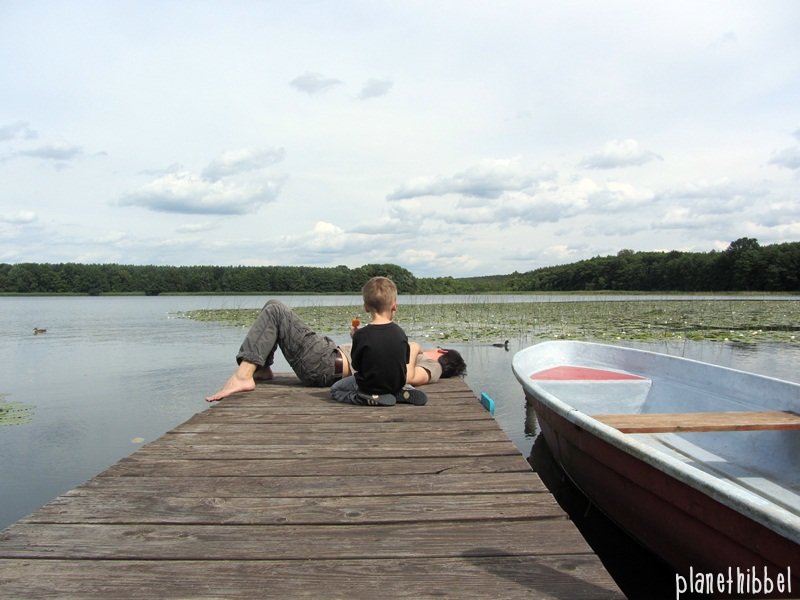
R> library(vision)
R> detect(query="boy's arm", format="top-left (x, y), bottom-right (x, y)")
top-left (405, 341), bottom-right (431, 386)
top-left (350, 328), bottom-right (363, 372)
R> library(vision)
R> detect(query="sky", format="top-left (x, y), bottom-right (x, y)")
top-left (1, 1), bottom-right (799, 278)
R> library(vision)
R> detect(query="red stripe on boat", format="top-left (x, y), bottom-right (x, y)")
top-left (531, 366), bottom-right (645, 381)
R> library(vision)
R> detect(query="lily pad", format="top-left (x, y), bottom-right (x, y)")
top-left (0, 399), bottom-right (35, 426)
top-left (178, 299), bottom-right (800, 344)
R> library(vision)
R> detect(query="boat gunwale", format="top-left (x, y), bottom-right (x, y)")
top-left (512, 340), bottom-right (800, 546)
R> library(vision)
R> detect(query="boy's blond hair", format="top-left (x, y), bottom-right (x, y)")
top-left (362, 276), bottom-right (397, 313)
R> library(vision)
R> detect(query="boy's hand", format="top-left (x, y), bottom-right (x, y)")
top-left (350, 318), bottom-right (360, 338)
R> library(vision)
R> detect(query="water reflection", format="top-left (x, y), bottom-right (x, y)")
top-left (525, 395), bottom-right (540, 438)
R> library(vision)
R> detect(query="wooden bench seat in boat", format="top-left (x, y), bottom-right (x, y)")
top-left (594, 410), bottom-right (800, 433)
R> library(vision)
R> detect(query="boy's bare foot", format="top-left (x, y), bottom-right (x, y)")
top-left (205, 372), bottom-right (256, 401)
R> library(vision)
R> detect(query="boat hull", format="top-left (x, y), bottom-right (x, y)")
top-left (514, 341), bottom-right (799, 596)
top-left (533, 399), bottom-right (797, 587)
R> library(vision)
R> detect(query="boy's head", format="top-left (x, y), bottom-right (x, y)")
top-left (362, 276), bottom-right (398, 314)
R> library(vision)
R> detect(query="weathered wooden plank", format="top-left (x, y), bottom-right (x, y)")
top-left (201, 398), bottom-right (484, 411)
top-left (0, 556), bottom-right (623, 599)
top-left (204, 401), bottom-right (479, 413)
top-left (0, 520), bottom-right (592, 560)
top-left (222, 374), bottom-right (471, 394)
top-left (595, 410), bottom-right (800, 433)
top-left (70, 472), bottom-right (546, 497)
top-left (201, 400), bottom-right (484, 415)
top-left (24, 492), bottom-right (563, 525)
top-left (172, 419), bottom-right (500, 433)
top-left (105, 454), bottom-right (532, 477)
top-left (217, 391), bottom-right (480, 403)
top-left (131, 441), bottom-right (521, 459)
top-left (194, 408), bottom-right (492, 424)
top-left (215, 388), bottom-right (478, 402)
top-left (209, 397), bottom-right (480, 408)
top-left (203, 377), bottom-right (483, 413)
top-left (156, 430), bottom-right (511, 446)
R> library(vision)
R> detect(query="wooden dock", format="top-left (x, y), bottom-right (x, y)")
top-left (0, 376), bottom-right (622, 599)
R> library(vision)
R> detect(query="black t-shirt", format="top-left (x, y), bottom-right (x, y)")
top-left (352, 322), bottom-right (409, 394)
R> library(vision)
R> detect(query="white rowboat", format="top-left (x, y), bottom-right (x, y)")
top-left (513, 340), bottom-right (799, 592)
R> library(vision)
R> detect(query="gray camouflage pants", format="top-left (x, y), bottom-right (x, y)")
top-left (236, 300), bottom-right (340, 387)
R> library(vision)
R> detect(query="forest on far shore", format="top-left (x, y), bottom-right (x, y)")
top-left (0, 238), bottom-right (797, 295)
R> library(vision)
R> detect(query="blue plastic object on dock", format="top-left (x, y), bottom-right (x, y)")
top-left (479, 392), bottom-right (496, 415)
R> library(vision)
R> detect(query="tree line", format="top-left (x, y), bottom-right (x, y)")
top-left (503, 238), bottom-right (798, 292)
top-left (0, 262), bottom-right (418, 296)
top-left (0, 238), bottom-right (797, 295)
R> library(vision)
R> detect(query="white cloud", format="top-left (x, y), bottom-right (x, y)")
top-left (202, 147), bottom-right (285, 181)
top-left (176, 222), bottom-right (218, 234)
top-left (274, 221), bottom-right (379, 261)
top-left (425, 177), bottom-right (654, 228)
top-left (308, 221), bottom-right (347, 250)
top-left (0, 121), bottom-right (38, 141)
top-left (585, 181), bottom-right (655, 212)
top-left (290, 72), bottom-right (343, 95)
top-left (755, 201), bottom-right (800, 227)
top-left (20, 142), bottom-right (83, 162)
top-left (1, 210), bottom-right (37, 224)
top-left (659, 178), bottom-right (768, 213)
top-left (350, 216), bottom-right (421, 235)
top-left (357, 78), bottom-right (394, 100)
top-left (492, 192), bottom-right (577, 225)
top-left (119, 148), bottom-right (285, 215)
top-left (119, 170), bottom-right (282, 215)
top-left (388, 159), bottom-right (551, 200)
top-left (651, 186), bottom-right (784, 235)
top-left (768, 145), bottom-right (800, 170)
top-left (540, 244), bottom-right (580, 263)
top-left (96, 231), bottom-right (127, 244)
top-left (399, 248), bottom-right (482, 274)
top-left (139, 163), bottom-right (185, 177)
top-left (580, 139), bottom-right (663, 169)
top-left (655, 207), bottom-right (697, 229)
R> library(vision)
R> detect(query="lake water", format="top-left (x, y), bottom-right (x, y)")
top-left (1, 294), bottom-right (798, 530)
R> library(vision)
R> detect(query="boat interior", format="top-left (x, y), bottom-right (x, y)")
top-left (518, 342), bottom-right (800, 519)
